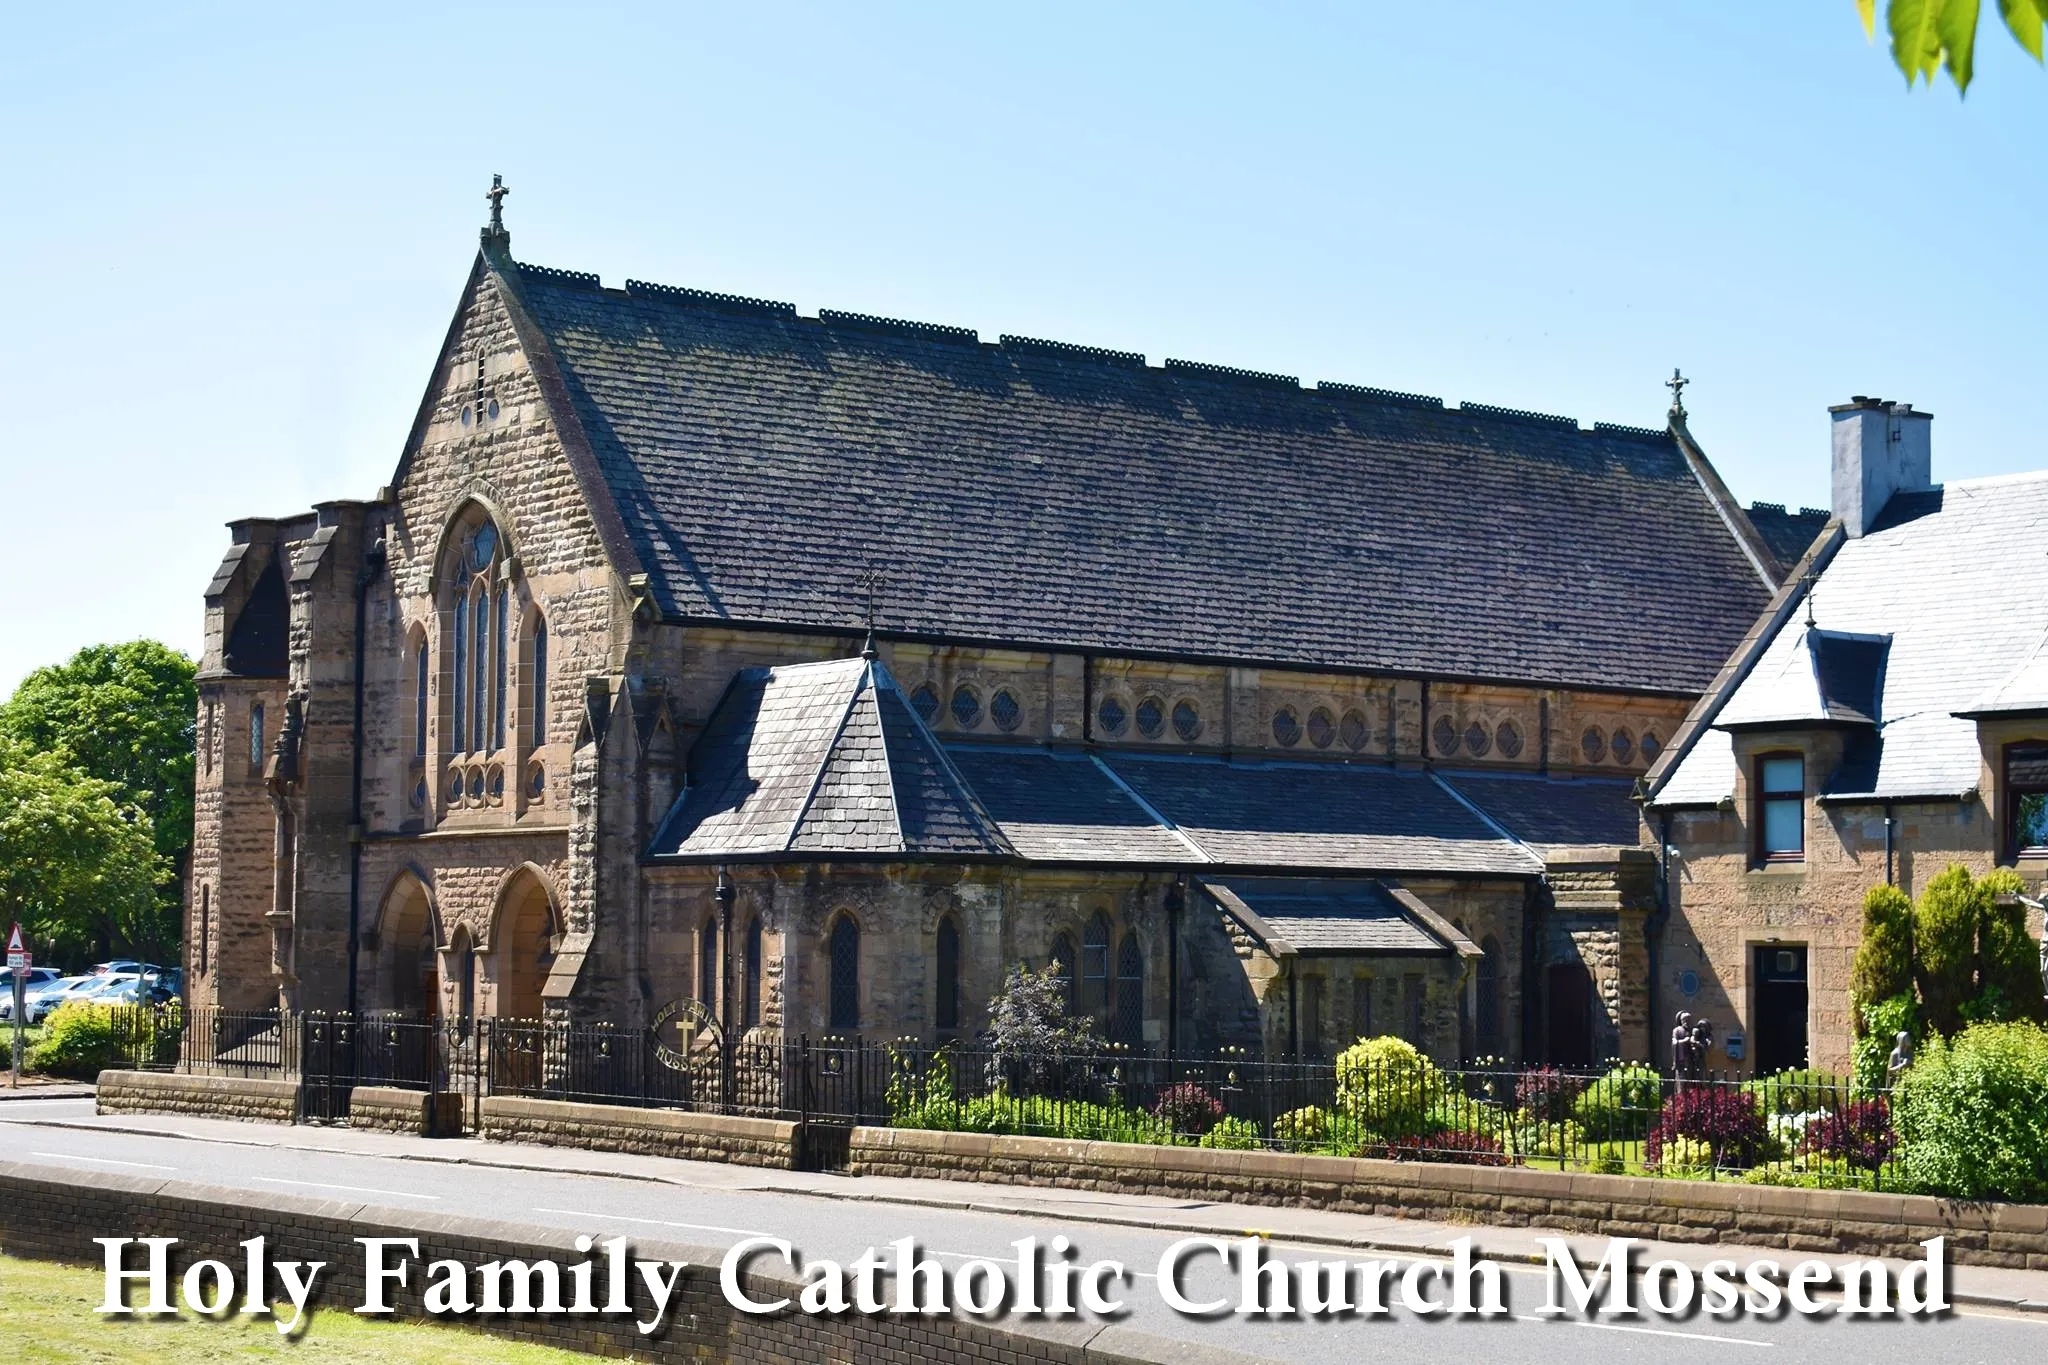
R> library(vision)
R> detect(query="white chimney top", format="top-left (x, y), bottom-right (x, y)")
top-left (1830, 397), bottom-right (1932, 538)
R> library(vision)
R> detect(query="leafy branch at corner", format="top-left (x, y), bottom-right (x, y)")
top-left (1861, 0), bottom-right (2047, 92)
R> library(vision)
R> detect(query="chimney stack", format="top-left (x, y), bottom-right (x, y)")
top-left (1830, 396), bottom-right (1932, 538)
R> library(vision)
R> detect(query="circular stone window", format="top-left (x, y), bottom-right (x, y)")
top-left (1172, 700), bottom-right (1202, 742)
top-left (909, 683), bottom-right (940, 724)
top-left (1581, 727), bottom-right (1607, 763)
top-left (1272, 707), bottom-right (1302, 747)
top-left (1307, 707), bottom-right (1335, 749)
top-left (411, 776), bottom-right (428, 810)
top-left (1611, 728), bottom-right (1635, 765)
top-left (1097, 695), bottom-right (1129, 737)
top-left (1136, 696), bottom-right (1166, 739)
top-left (446, 770), bottom-right (465, 806)
top-left (487, 398), bottom-right (501, 421)
top-left (1496, 720), bottom-right (1524, 759)
top-left (1340, 709), bottom-right (1369, 751)
top-left (950, 685), bottom-right (982, 729)
top-left (528, 762), bottom-right (546, 801)
top-left (460, 404), bottom-right (473, 427)
top-left (991, 689), bottom-right (1022, 732)
top-left (1432, 715), bottom-right (1458, 756)
top-left (1641, 732), bottom-right (1662, 762)
top-left (1465, 721), bottom-right (1492, 757)
top-left (468, 767), bottom-right (487, 802)
top-left (488, 766), bottom-right (506, 804)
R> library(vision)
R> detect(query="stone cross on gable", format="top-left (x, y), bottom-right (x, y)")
top-left (1667, 368), bottom-right (1689, 420)
top-left (486, 174), bottom-right (509, 233)
top-left (858, 567), bottom-right (884, 659)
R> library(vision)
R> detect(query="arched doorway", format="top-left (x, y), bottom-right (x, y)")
top-left (375, 874), bottom-right (440, 1018)
top-left (493, 868), bottom-right (557, 1020)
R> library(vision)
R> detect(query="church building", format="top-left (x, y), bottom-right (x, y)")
top-left (187, 186), bottom-right (1812, 1064)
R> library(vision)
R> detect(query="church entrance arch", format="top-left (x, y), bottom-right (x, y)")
top-left (374, 874), bottom-right (440, 1018)
top-left (492, 868), bottom-right (557, 1021)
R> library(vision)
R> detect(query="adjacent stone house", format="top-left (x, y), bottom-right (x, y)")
top-left (188, 195), bottom-right (1801, 1064)
top-left (1645, 399), bottom-right (2048, 1073)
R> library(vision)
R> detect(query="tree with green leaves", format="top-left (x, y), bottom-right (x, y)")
top-left (1849, 882), bottom-right (1914, 1034)
top-left (0, 739), bottom-right (168, 964)
top-left (0, 640), bottom-right (196, 966)
top-left (1860, 0), bottom-right (2047, 92)
top-left (1978, 868), bottom-right (2048, 1024)
top-left (1915, 864), bottom-right (1987, 1034)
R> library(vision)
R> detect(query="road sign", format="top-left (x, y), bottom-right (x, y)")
top-left (4, 922), bottom-right (25, 972)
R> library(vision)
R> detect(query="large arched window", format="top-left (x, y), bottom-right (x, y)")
top-left (1477, 936), bottom-right (1502, 1054)
top-left (530, 615), bottom-right (548, 748)
top-left (1114, 933), bottom-right (1143, 1045)
top-left (936, 916), bottom-right (961, 1031)
top-left (446, 515), bottom-right (508, 759)
top-left (829, 915), bottom-right (861, 1031)
top-left (742, 918), bottom-right (763, 1029)
top-left (1081, 912), bottom-right (1113, 1030)
top-left (413, 637), bottom-right (429, 757)
top-left (698, 918), bottom-right (719, 1009)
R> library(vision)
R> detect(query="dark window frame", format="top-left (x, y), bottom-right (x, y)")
top-left (936, 916), bottom-right (962, 1031)
top-left (1753, 751), bottom-right (1806, 864)
top-left (2004, 742), bottom-right (2048, 860)
top-left (829, 915), bottom-right (861, 1032)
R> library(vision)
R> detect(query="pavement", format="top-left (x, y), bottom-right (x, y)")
top-left (4, 1094), bottom-right (2048, 1362)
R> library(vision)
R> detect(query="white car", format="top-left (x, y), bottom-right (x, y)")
top-left (15, 975), bottom-right (105, 1024)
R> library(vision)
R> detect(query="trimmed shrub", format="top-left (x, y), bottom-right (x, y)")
top-left (1799, 1098), bottom-right (1896, 1172)
top-left (1743, 1067), bottom-right (1847, 1115)
top-left (1572, 1063), bottom-right (1663, 1140)
top-left (1334, 1035), bottom-right (1441, 1139)
top-left (1273, 1106), bottom-right (1332, 1151)
top-left (1853, 992), bottom-right (1920, 1095)
top-left (1645, 1086), bottom-right (1774, 1170)
top-left (1151, 1082), bottom-right (1225, 1137)
top-left (1849, 883), bottom-right (1914, 1034)
top-left (1894, 1021), bottom-right (2048, 1200)
top-left (1979, 869), bottom-right (2047, 1024)
top-left (26, 1001), bottom-right (121, 1078)
top-left (1915, 864), bottom-right (1983, 1036)
top-left (1513, 1066), bottom-right (1584, 1123)
top-left (1198, 1116), bottom-right (1261, 1150)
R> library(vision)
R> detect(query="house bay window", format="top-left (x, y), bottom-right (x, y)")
top-left (1756, 754), bottom-right (1805, 862)
top-left (2005, 744), bottom-right (2048, 857)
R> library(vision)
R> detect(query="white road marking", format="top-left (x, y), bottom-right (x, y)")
top-left (28, 1151), bottom-right (173, 1171)
top-left (531, 1207), bottom-right (774, 1238)
top-left (252, 1176), bottom-right (439, 1200)
top-left (1516, 1314), bottom-right (1773, 1347)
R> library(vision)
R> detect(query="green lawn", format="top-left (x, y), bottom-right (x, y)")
top-left (0, 1254), bottom-right (611, 1362)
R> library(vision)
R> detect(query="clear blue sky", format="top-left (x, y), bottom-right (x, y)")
top-left (2, 4), bottom-right (2041, 693)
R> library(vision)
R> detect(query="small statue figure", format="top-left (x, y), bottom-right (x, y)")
top-left (1690, 1015), bottom-right (1715, 1072)
top-left (1670, 1010), bottom-right (1697, 1085)
top-left (1888, 1029), bottom-right (1914, 1083)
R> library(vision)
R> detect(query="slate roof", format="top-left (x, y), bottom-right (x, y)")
top-left (1715, 627), bottom-right (1891, 729)
top-left (650, 656), bottom-right (1011, 858)
top-left (499, 259), bottom-right (1775, 695)
top-left (1435, 771), bottom-right (1642, 850)
top-left (1202, 878), bottom-right (1452, 954)
top-left (1747, 503), bottom-right (1831, 570)
top-left (943, 747), bottom-right (1195, 863)
top-left (1653, 474), bottom-right (2048, 805)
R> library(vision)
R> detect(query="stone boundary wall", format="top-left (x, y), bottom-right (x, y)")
top-left (0, 1164), bottom-right (1238, 1365)
top-left (479, 1095), bottom-right (799, 1169)
top-left (348, 1085), bottom-right (464, 1137)
top-left (97, 1070), bottom-right (298, 1124)
top-left (849, 1127), bottom-right (2048, 1270)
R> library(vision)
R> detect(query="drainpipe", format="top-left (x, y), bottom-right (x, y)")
top-left (1884, 803), bottom-right (1896, 886)
top-left (345, 533), bottom-right (387, 1018)
top-left (1166, 876), bottom-right (1184, 1055)
top-left (1645, 809), bottom-right (1673, 1069)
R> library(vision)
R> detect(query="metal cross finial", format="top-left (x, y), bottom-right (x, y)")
top-left (486, 174), bottom-right (509, 233)
top-left (1666, 367), bottom-right (1689, 420)
top-left (858, 567), bottom-right (883, 659)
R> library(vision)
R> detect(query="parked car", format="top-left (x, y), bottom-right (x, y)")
top-left (89, 960), bottom-right (155, 977)
top-left (0, 968), bottom-right (62, 1021)
top-left (16, 974), bottom-right (108, 1024)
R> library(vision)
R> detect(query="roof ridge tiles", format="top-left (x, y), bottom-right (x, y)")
top-left (817, 309), bottom-right (979, 345)
top-left (1315, 381), bottom-right (1445, 410)
top-left (1458, 401), bottom-right (1578, 429)
top-left (625, 279), bottom-right (797, 317)
top-left (1593, 421), bottom-right (1671, 440)
top-left (1163, 358), bottom-right (1301, 389)
top-left (998, 334), bottom-right (1147, 368)
top-left (516, 261), bottom-right (603, 290)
